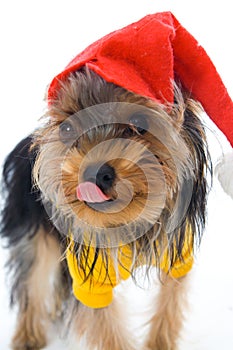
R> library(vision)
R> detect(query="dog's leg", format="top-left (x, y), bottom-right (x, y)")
top-left (145, 274), bottom-right (189, 350)
top-left (10, 227), bottom-right (65, 350)
top-left (70, 297), bottom-right (138, 350)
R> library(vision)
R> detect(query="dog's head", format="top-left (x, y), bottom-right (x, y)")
top-left (33, 68), bottom-right (210, 258)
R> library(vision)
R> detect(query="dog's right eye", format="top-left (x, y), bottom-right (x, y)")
top-left (59, 121), bottom-right (77, 145)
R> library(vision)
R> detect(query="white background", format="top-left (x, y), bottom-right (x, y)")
top-left (0, 1), bottom-right (233, 349)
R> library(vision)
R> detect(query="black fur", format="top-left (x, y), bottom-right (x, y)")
top-left (0, 136), bottom-right (71, 309)
top-left (0, 136), bottom-right (50, 246)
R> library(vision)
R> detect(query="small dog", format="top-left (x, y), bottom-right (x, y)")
top-left (2, 11), bottom-right (233, 350)
top-left (1, 67), bottom-right (210, 350)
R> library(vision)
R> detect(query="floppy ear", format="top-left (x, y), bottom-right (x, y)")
top-left (169, 98), bottom-right (212, 262)
top-left (183, 102), bottom-right (211, 233)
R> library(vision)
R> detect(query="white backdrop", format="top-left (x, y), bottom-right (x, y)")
top-left (0, 1), bottom-right (233, 349)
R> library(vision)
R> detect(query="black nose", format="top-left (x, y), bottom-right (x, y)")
top-left (83, 163), bottom-right (116, 192)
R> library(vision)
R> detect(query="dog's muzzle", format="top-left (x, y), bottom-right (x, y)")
top-left (77, 163), bottom-right (115, 203)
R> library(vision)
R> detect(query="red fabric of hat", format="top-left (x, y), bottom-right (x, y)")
top-left (48, 11), bottom-right (233, 149)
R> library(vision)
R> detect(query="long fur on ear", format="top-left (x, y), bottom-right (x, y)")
top-left (134, 96), bottom-right (213, 277)
top-left (175, 98), bottom-right (212, 253)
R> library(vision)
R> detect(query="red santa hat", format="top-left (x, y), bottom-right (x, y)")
top-left (48, 11), bottom-right (233, 198)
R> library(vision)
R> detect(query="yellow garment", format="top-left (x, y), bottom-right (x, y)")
top-left (66, 233), bottom-right (193, 309)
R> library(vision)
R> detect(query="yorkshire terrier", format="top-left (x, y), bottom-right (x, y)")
top-left (0, 66), bottom-right (210, 349)
top-left (2, 11), bottom-right (233, 350)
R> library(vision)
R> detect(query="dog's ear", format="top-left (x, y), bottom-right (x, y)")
top-left (183, 99), bottom-right (212, 238)
top-left (167, 99), bottom-right (212, 262)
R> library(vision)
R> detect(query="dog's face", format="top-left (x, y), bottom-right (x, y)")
top-left (34, 68), bottom-right (207, 250)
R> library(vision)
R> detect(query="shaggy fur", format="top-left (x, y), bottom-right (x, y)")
top-left (1, 68), bottom-right (211, 350)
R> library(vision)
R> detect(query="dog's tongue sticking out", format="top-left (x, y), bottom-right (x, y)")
top-left (76, 182), bottom-right (110, 203)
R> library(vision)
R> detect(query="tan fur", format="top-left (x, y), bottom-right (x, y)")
top-left (71, 299), bottom-right (138, 350)
top-left (12, 227), bottom-right (63, 350)
top-left (145, 274), bottom-right (189, 350)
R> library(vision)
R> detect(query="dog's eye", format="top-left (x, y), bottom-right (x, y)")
top-left (59, 121), bottom-right (77, 145)
top-left (128, 113), bottom-right (148, 135)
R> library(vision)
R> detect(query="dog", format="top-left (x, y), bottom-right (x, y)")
top-left (0, 68), bottom-right (210, 350)
top-left (1, 11), bottom-right (233, 350)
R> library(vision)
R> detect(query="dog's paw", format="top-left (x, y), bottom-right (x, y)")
top-left (11, 331), bottom-right (46, 350)
top-left (12, 340), bottom-right (46, 350)
top-left (145, 342), bottom-right (178, 350)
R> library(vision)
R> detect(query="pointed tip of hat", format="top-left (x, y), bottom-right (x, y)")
top-left (215, 152), bottom-right (233, 199)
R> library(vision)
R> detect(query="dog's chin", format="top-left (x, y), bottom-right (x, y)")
top-left (84, 198), bottom-right (114, 211)
top-left (75, 195), bottom-right (143, 221)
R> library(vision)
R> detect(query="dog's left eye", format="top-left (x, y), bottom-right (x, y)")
top-left (127, 113), bottom-right (148, 135)
top-left (59, 121), bottom-right (77, 145)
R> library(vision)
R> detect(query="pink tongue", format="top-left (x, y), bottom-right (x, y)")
top-left (76, 182), bottom-right (110, 203)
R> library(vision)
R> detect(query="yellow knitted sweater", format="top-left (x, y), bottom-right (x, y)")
top-left (66, 233), bottom-right (193, 309)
